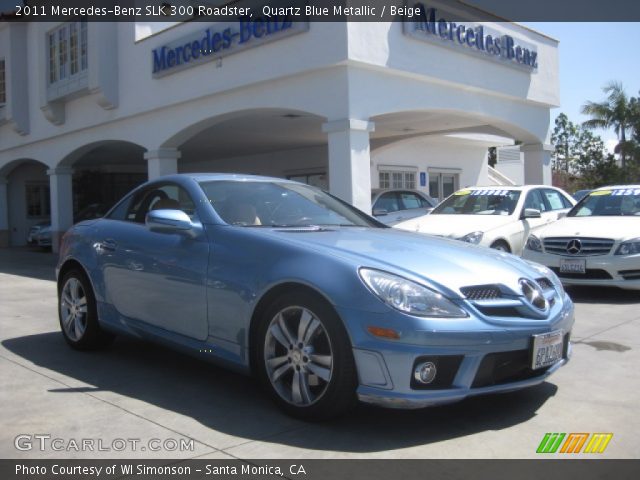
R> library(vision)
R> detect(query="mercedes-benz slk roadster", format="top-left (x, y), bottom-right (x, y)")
top-left (56, 174), bottom-right (574, 419)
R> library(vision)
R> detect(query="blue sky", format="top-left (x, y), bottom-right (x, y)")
top-left (525, 23), bottom-right (640, 150)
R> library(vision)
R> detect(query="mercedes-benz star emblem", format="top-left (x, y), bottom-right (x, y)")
top-left (519, 278), bottom-right (549, 313)
top-left (566, 238), bottom-right (582, 255)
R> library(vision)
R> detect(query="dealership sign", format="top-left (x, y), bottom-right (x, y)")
top-left (404, 2), bottom-right (538, 71)
top-left (152, 16), bottom-right (308, 78)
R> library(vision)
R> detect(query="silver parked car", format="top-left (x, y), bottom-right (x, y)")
top-left (371, 189), bottom-right (437, 225)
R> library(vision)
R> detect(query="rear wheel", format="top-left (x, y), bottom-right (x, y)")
top-left (255, 291), bottom-right (357, 420)
top-left (58, 269), bottom-right (114, 350)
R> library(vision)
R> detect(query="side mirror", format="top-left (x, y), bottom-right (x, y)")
top-left (522, 208), bottom-right (542, 219)
top-left (146, 209), bottom-right (193, 233)
top-left (373, 208), bottom-right (388, 217)
top-left (557, 211), bottom-right (568, 219)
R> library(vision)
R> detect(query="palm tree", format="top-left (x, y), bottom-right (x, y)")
top-left (581, 81), bottom-right (634, 171)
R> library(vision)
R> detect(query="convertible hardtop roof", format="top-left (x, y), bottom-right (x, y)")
top-left (184, 173), bottom-right (298, 183)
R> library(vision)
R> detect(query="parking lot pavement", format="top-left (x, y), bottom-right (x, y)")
top-left (1, 248), bottom-right (639, 459)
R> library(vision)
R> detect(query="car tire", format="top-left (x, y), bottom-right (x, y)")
top-left (254, 290), bottom-right (358, 420)
top-left (58, 269), bottom-right (114, 350)
top-left (490, 240), bottom-right (511, 253)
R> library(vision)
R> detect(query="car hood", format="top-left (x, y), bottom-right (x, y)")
top-left (261, 227), bottom-right (540, 297)
top-left (536, 216), bottom-right (640, 241)
top-left (393, 213), bottom-right (515, 238)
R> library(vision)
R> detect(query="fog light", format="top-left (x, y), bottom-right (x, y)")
top-left (414, 361), bottom-right (437, 384)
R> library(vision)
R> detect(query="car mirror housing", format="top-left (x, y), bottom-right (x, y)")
top-left (146, 209), bottom-right (193, 233)
top-left (373, 208), bottom-right (388, 216)
top-left (523, 208), bottom-right (542, 219)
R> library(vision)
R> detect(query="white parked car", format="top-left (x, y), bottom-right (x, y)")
top-left (523, 185), bottom-right (640, 290)
top-left (394, 185), bottom-right (575, 255)
top-left (371, 189), bottom-right (437, 225)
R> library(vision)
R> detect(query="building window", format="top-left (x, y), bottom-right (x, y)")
top-left (379, 171), bottom-right (416, 190)
top-left (428, 171), bottom-right (460, 202)
top-left (0, 58), bottom-right (6, 106)
top-left (26, 184), bottom-right (51, 219)
top-left (286, 173), bottom-right (328, 190)
top-left (47, 20), bottom-right (88, 86)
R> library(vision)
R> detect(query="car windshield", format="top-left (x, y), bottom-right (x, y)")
top-left (199, 180), bottom-right (383, 228)
top-left (568, 188), bottom-right (640, 217)
top-left (431, 189), bottom-right (521, 216)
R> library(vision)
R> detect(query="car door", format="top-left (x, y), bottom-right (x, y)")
top-left (398, 191), bottom-right (433, 221)
top-left (95, 183), bottom-right (209, 340)
top-left (542, 188), bottom-right (574, 220)
top-left (373, 192), bottom-right (404, 224)
top-left (511, 189), bottom-right (549, 255)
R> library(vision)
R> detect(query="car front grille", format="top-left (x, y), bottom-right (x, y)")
top-left (472, 334), bottom-right (569, 388)
top-left (619, 269), bottom-right (640, 280)
top-left (536, 277), bottom-right (553, 290)
top-left (471, 349), bottom-right (548, 388)
top-left (460, 285), bottom-right (502, 300)
top-left (543, 237), bottom-right (614, 256)
top-left (549, 267), bottom-right (613, 280)
top-left (460, 278), bottom-right (556, 319)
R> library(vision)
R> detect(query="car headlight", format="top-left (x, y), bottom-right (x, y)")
top-left (459, 231), bottom-right (483, 244)
top-left (525, 234), bottom-right (542, 252)
top-left (358, 268), bottom-right (467, 318)
top-left (615, 238), bottom-right (640, 255)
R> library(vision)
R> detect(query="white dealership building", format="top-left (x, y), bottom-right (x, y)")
top-left (0, 1), bottom-right (559, 251)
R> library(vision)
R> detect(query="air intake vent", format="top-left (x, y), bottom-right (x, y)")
top-left (619, 269), bottom-right (640, 280)
top-left (536, 277), bottom-right (553, 290)
top-left (460, 285), bottom-right (502, 300)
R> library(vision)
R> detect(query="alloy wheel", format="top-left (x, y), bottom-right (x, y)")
top-left (263, 306), bottom-right (333, 406)
top-left (60, 277), bottom-right (88, 341)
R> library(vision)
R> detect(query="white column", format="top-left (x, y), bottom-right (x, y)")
top-left (322, 119), bottom-right (375, 213)
top-left (144, 148), bottom-right (181, 180)
top-left (0, 177), bottom-right (9, 248)
top-left (522, 143), bottom-right (554, 185)
top-left (47, 167), bottom-right (74, 253)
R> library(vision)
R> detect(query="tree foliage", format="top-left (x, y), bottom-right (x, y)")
top-left (581, 82), bottom-right (639, 179)
top-left (551, 82), bottom-right (640, 188)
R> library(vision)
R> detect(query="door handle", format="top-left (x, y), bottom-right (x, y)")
top-left (95, 239), bottom-right (117, 253)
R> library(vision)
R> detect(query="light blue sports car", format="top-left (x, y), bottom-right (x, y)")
top-left (56, 174), bottom-right (574, 419)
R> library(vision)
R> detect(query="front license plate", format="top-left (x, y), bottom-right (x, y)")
top-left (531, 330), bottom-right (564, 370)
top-left (559, 258), bottom-right (586, 274)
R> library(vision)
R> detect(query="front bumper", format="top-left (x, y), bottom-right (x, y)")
top-left (357, 354), bottom-right (569, 409)
top-left (523, 250), bottom-right (640, 290)
top-left (337, 293), bottom-right (575, 409)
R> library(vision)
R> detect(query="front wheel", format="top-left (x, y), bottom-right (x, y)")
top-left (58, 269), bottom-right (114, 350)
top-left (490, 240), bottom-right (511, 253)
top-left (255, 291), bottom-right (357, 420)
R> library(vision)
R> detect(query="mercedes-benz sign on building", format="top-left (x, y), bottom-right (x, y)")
top-left (0, 1), bottom-right (559, 251)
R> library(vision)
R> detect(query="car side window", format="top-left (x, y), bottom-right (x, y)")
top-left (375, 192), bottom-right (401, 213)
top-left (543, 189), bottom-right (569, 211)
top-left (106, 195), bottom-right (133, 221)
top-left (399, 192), bottom-right (423, 210)
top-left (524, 190), bottom-right (547, 212)
top-left (125, 184), bottom-right (197, 224)
top-left (560, 192), bottom-right (574, 208)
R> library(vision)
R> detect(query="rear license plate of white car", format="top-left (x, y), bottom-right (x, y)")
top-left (559, 258), bottom-right (586, 274)
top-left (531, 330), bottom-right (564, 370)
